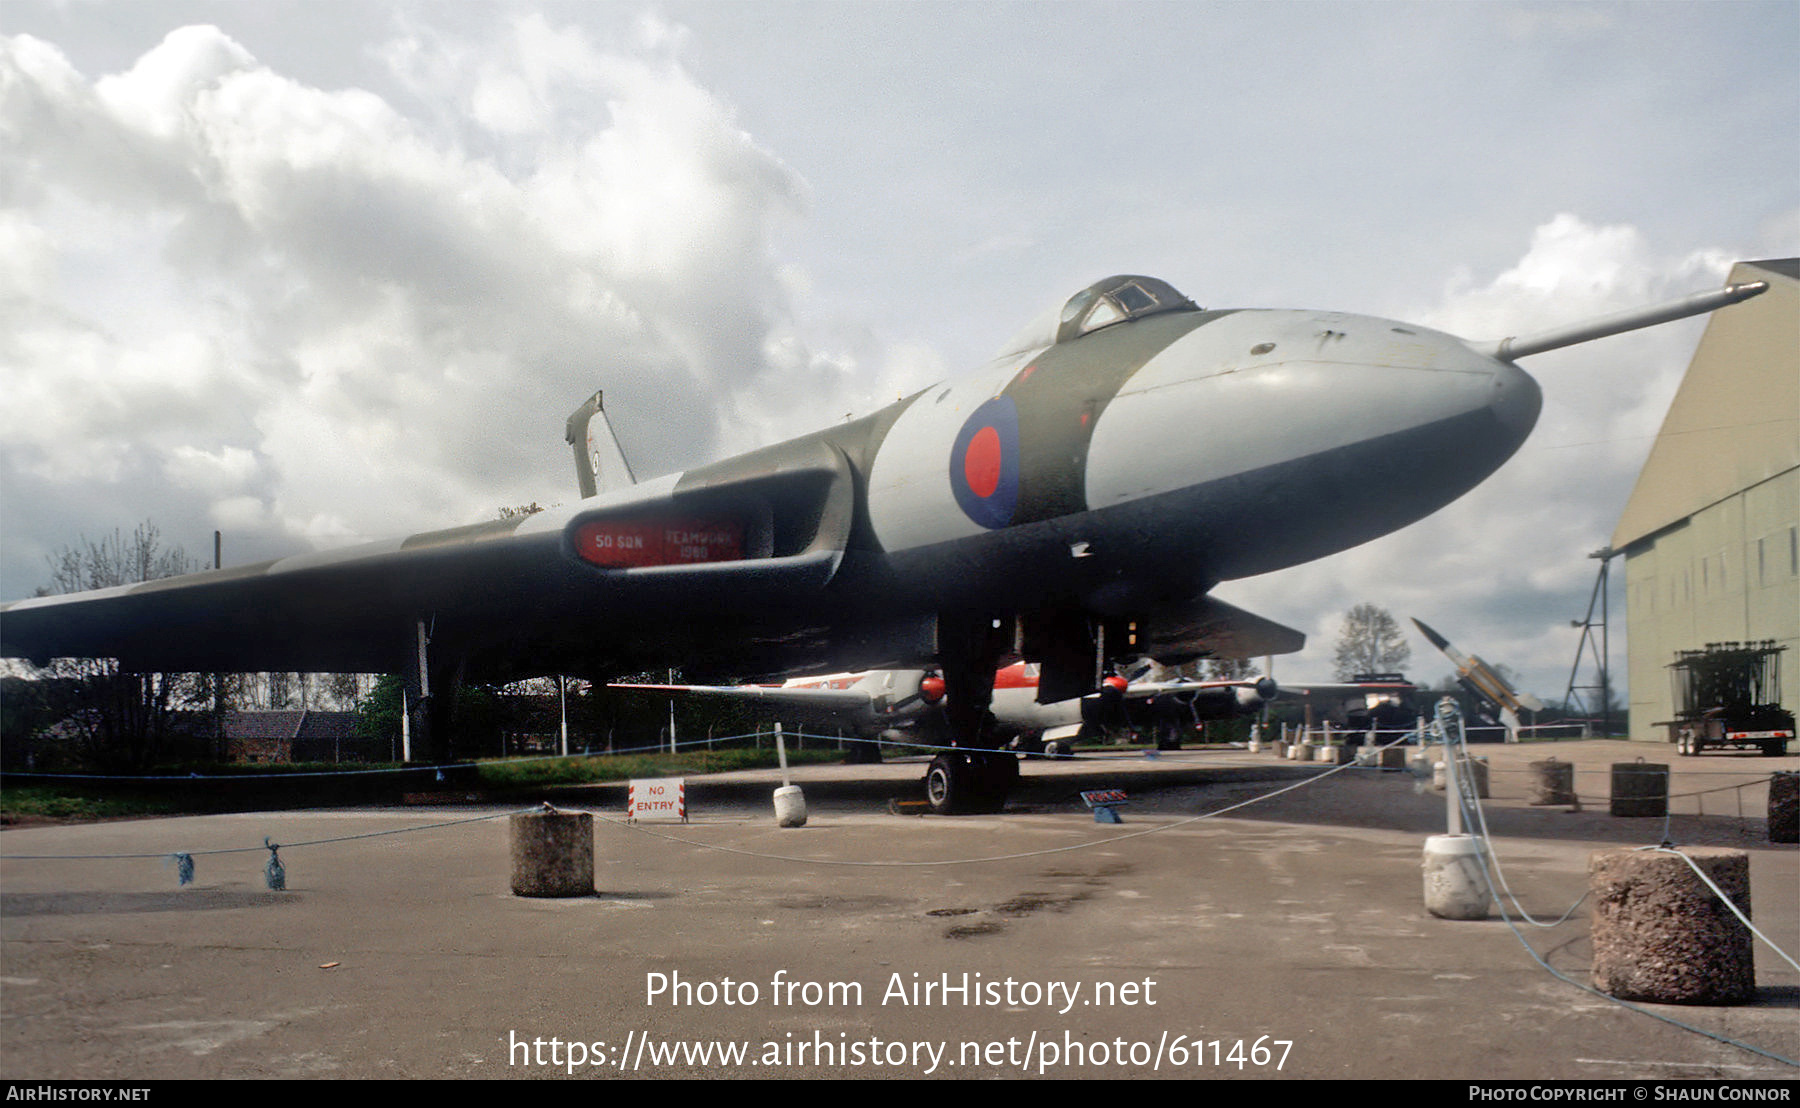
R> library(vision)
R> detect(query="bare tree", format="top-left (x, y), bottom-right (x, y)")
top-left (325, 672), bottom-right (367, 708)
top-left (35, 521), bottom-right (220, 769)
top-left (42, 521), bottom-right (202, 595)
top-left (1331, 603), bottom-right (1412, 680)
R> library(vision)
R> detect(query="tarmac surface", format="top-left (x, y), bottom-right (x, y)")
top-left (2, 739), bottom-right (1796, 1080)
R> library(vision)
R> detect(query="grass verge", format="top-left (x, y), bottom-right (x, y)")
top-left (1, 746), bottom-right (849, 824)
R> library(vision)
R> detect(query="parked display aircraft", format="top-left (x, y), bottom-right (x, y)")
top-left (1, 273), bottom-right (1765, 811)
top-left (612, 661), bottom-right (1288, 757)
top-left (615, 663), bottom-right (1418, 809)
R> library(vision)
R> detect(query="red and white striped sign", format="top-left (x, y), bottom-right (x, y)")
top-left (628, 777), bottom-right (687, 822)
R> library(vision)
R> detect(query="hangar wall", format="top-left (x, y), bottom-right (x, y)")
top-left (1611, 259), bottom-right (1799, 743)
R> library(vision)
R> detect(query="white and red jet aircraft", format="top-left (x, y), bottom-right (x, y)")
top-left (613, 663), bottom-right (1411, 761)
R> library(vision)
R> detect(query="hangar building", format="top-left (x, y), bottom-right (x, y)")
top-left (1611, 258), bottom-right (1798, 742)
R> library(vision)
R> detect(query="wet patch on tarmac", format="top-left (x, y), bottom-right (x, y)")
top-left (941, 920), bottom-right (1004, 939)
top-left (932, 872), bottom-right (1108, 938)
top-left (993, 890), bottom-right (1093, 917)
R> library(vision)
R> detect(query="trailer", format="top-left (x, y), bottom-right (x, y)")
top-left (1666, 641), bottom-right (1793, 757)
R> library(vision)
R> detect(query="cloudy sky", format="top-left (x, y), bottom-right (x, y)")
top-left (2, 1), bottom-right (1795, 701)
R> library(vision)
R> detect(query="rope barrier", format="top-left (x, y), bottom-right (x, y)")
top-left (588, 741), bottom-right (1392, 868)
top-left (0, 808), bottom-right (533, 889)
top-left (1432, 699), bottom-right (1797, 1069)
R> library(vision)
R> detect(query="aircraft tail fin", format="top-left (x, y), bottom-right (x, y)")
top-left (564, 390), bottom-right (638, 498)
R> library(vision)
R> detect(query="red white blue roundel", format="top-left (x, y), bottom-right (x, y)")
top-left (950, 396), bottom-right (1020, 529)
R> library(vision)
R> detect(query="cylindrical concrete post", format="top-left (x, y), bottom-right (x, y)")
top-left (1423, 834), bottom-right (1488, 920)
top-left (1528, 758), bottom-right (1576, 806)
top-left (1589, 847), bottom-right (1754, 1004)
top-left (1770, 771), bottom-right (1798, 844)
top-left (1610, 761), bottom-right (1669, 817)
top-left (510, 809), bottom-right (595, 897)
top-left (774, 784), bottom-right (808, 827)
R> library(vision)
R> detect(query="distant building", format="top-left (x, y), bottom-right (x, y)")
top-left (1610, 259), bottom-right (1799, 741)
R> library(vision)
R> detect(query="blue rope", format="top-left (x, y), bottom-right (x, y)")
top-left (0, 807), bottom-right (532, 896)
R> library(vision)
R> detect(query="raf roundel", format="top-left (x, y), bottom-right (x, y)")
top-left (949, 396), bottom-right (1021, 529)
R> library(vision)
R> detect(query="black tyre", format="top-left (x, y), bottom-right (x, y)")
top-left (924, 752), bottom-right (1017, 814)
top-left (980, 751), bottom-right (1019, 808)
top-left (925, 755), bottom-right (964, 815)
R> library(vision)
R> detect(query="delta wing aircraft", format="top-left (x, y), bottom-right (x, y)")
top-left (1, 273), bottom-right (1766, 812)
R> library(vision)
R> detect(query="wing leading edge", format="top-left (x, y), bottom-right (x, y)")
top-left (2, 441), bottom-right (857, 680)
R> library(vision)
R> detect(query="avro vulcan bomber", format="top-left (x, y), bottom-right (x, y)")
top-left (2, 273), bottom-right (1765, 812)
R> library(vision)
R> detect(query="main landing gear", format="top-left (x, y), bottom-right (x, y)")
top-left (924, 749), bottom-right (1019, 815)
top-left (923, 613), bottom-right (1019, 815)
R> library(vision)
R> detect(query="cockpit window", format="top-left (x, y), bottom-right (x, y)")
top-left (1112, 281), bottom-right (1159, 315)
top-left (994, 275), bottom-right (1199, 358)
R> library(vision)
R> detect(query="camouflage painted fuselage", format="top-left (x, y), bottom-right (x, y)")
top-left (2, 276), bottom-right (1541, 685)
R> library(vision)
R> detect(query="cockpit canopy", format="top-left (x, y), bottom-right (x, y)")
top-left (995, 275), bottom-right (1199, 359)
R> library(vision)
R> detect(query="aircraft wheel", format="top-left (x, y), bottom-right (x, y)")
top-left (960, 753), bottom-right (1015, 814)
top-left (925, 755), bottom-right (965, 815)
top-left (1044, 740), bottom-right (1075, 759)
top-left (982, 751), bottom-right (1019, 805)
top-left (924, 753), bottom-right (1016, 814)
